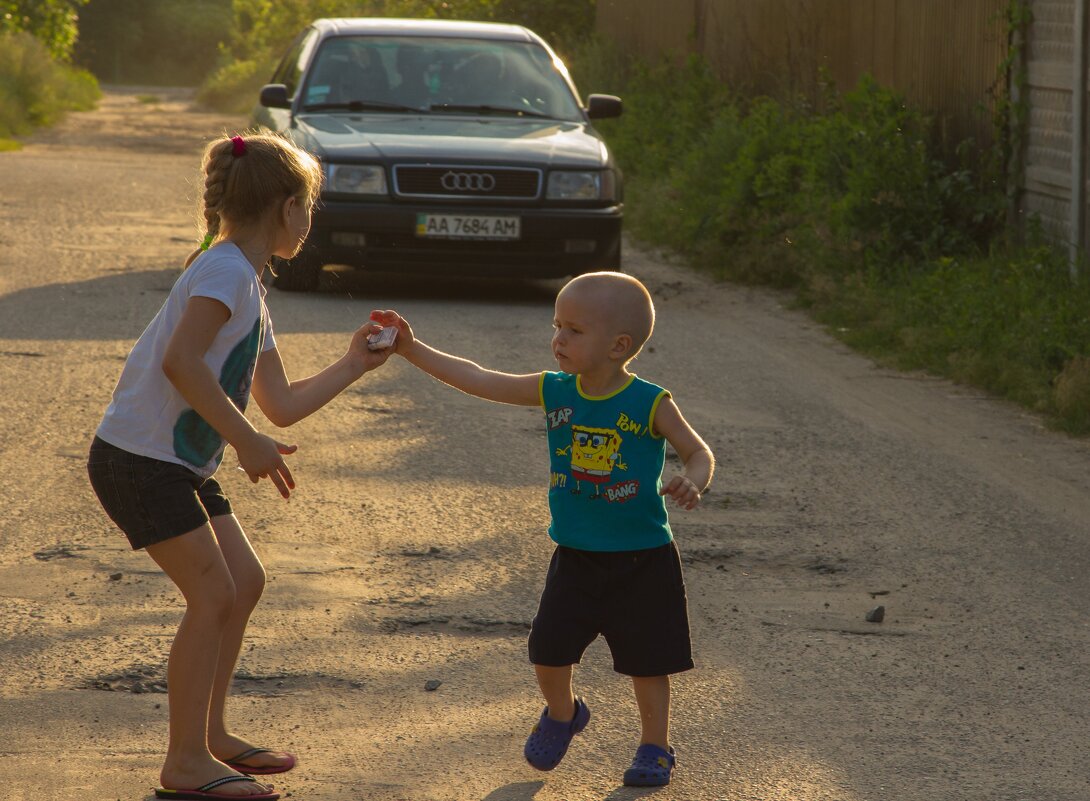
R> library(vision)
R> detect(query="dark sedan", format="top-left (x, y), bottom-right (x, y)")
top-left (251, 17), bottom-right (624, 291)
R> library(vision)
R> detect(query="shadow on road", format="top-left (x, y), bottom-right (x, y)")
top-left (298, 266), bottom-right (563, 306)
top-left (480, 780), bottom-right (545, 801)
top-left (0, 267), bottom-right (562, 342)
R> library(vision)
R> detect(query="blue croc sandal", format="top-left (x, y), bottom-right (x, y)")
top-left (623, 743), bottom-right (676, 786)
top-left (523, 697), bottom-right (591, 771)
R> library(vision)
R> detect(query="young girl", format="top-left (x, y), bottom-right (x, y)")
top-left (87, 133), bottom-right (392, 801)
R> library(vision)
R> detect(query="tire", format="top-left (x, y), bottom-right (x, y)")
top-left (271, 249), bottom-right (323, 292)
top-left (574, 237), bottom-right (622, 276)
top-left (603, 236), bottom-right (622, 271)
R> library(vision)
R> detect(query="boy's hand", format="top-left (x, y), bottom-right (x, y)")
top-left (660, 475), bottom-right (702, 510)
top-left (369, 309), bottom-right (415, 353)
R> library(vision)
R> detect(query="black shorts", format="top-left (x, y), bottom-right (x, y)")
top-left (528, 541), bottom-right (694, 677)
top-left (87, 436), bottom-right (232, 550)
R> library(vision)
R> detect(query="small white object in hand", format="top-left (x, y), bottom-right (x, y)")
top-left (367, 326), bottom-right (398, 351)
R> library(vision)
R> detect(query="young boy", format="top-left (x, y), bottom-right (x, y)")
top-left (371, 271), bottom-right (714, 787)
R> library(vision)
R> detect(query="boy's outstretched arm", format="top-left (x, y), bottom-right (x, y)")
top-left (371, 309), bottom-right (541, 406)
top-left (653, 397), bottom-right (715, 510)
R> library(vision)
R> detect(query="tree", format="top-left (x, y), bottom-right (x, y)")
top-left (74, 0), bottom-right (231, 85)
top-left (0, 0), bottom-right (87, 61)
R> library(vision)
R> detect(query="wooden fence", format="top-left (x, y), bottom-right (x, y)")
top-left (597, 0), bottom-right (1090, 260)
top-left (1019, 0), bottom-right (1084, 251)
top-left (596, 0), bottom-right (1010, 152)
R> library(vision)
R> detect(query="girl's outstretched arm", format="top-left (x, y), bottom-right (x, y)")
top-left (251, 321), bottom-right (393, 427)
top-left (371, 309), bottom-right (541, 406)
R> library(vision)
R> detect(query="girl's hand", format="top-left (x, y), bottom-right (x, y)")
top-left (660, 474), bottom-right (702, 510)
top-left (347, 321), bottom-right (396, 372)
top-left (369, 309), bottom-right (415, 353)
top-left (237, 432), bottom-right (297, 499)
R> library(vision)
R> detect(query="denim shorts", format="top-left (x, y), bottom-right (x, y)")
top-left (87, 436), bottom-right (232, 550)
top-left (528, 541), bottom-right (694, 677)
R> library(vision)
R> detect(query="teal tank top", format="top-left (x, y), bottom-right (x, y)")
top-left (539, 371), bottom-right (673, 551)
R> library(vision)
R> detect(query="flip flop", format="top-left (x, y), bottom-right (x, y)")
top-left (155, 775), bottom-right (279, 800)
top-left (224, 747), bottom-right (297, 775)
top-left (523, 696), bottom-right (591, 771)
top-left (622, 743), bottom-right (676, 787)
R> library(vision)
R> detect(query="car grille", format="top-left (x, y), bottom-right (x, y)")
top-left (393, 165), bottom-right (542, 200)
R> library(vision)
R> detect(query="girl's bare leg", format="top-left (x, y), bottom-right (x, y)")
top-left (534, 664), bottom-right (577, 722)
top-left (147, 526), bottom-right (273, 797)
top-left (205, 514), bottom-right (292, 772)
top-left (631, 675), bottom-right (671, 749)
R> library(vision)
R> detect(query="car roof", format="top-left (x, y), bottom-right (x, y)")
top-left (312, 18), bottom-right (540, 43)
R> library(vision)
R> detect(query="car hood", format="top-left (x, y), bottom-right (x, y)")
top-left (293, 113), bottom-right (610, 167)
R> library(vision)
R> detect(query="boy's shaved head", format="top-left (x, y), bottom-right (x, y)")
top-left (560, 272), bottom-right (656, 360)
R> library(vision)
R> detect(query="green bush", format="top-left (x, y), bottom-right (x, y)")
top-left (583, 54), bottom-right (1007, 288)
top-left (0, 31), bottom-right (99, 139)
top-left (196, 56), bottom-right (273, 114)
top-left (567, 42), bottom-right (1089, 434)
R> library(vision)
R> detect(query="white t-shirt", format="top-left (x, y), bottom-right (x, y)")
top-left (97, 243), bottom-right (277, 478)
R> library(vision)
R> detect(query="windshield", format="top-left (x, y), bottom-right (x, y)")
top-left (301, 35), bottom-right (584, 120)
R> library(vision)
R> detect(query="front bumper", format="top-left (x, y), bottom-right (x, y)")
top-left (306, 200), bottom-right (623, 278)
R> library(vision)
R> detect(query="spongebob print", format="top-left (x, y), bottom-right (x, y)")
top-left (555, 424), bottom-right (627, 499)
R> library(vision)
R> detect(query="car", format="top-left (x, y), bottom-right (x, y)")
top-left (251, 17), bottom-right (624, 291)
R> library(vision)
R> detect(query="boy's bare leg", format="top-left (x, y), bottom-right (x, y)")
top-left (147, 527), bottom-right (272, 797)
top-left (204, 514), bottom-right (290, 771)
top-left (631, 675), bottom-right (671, 749)
top-left (534, 664), bottom-right (577, 721)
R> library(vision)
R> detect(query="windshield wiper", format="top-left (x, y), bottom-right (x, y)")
top-left (303, 99), bottom-right (423, 113)
top-left (429, 103), bottom-right (550, 119)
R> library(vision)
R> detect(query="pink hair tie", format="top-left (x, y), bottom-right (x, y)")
top-left (230, 135), bottom-right (246, 157)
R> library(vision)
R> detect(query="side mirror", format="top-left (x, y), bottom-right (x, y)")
top-left (260, 84), bottom-right (292, 109)
top-left (586, 94), bottom-right (623, 120)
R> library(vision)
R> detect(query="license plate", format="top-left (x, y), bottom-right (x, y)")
top-left (415, 213), bottom-right (520, 240)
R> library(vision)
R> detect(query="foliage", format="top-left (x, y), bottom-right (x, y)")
top-left (0, 30), bottom-right (100, 139)
top-left (566, 39), bottom-right (1088, 434)
top-left (583, 52), bottom-right (1007, 288)
top-left (813, 239), bottom-right (1090, 433)
top-left (992, 0), bottom-right (1032, 211)
top-left (74, 0), bottom-right (232, 86)
top-left (197, 55), bottom-right (268, 113)
top-left (220, 0), bottom-right (592, 62)
top-left (0, 0), bottom-right (86, 61)
top-left (201, 0), bottom-right (595, 111)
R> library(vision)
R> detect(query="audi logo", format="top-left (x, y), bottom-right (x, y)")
top-left (440, 171), bottom-right (496, 192)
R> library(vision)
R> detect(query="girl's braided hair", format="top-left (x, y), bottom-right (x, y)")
top-left (184, 132), bottom-right (321, 268)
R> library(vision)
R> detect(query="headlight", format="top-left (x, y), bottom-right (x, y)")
top-left (324, 164), bottom-right (387, 195)
top-left (546, 170), bottom-right (616, 201)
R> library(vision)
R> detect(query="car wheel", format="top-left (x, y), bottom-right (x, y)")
top-left (603, 237), bottom-right (622, 271)
top-left (272, 248), bottom-right (323, 292)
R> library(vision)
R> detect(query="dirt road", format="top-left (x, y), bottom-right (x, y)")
top-left (1, 88), bottom-right (1089, 801)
